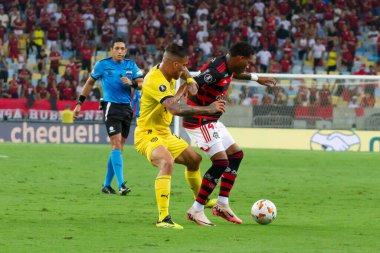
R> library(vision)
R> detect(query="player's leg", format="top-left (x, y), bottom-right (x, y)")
top-left (174, 145), bottom-right (202, 199)
top-left (102, 154), bottom-right (116, 194)
top-left (212, 122), bottom-right (243, 224)
top-left (150, 144), bottom-right (183, 229)
top-left (116, 108), bottom-right (133, 195)
top-left (109, 133), bottom-right (129, 194)
top-left (174, 144), bottom-right (217, 208)
top-left (103, 103), bottom-right (129, 195)
top-left (184, 123), bottom-right (228, 226)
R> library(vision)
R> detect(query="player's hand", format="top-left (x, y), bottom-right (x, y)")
top-left (258, 77), bottom-right (276, 87)
top-left (73, 104), bottom-right (81, 119)
top-left (120, 76), bottom-right (133, 86)
top-left (208, 100), bottom-right (226, 114)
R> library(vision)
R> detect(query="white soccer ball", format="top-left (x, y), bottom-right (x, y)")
top-left (251, 199), bottom-right (277, 225)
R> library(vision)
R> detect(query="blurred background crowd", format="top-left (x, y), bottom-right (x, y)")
top-left (0, 0), bottom-right (379, 109)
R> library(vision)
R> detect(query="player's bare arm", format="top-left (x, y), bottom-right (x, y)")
top-left (172, 82), bottom-right (189, 101)
top-left (120, 76), bottom-right (144, 90)
top-left (233, 73), bottom-right (277, 87)
top-left (73, 76), bottom-right (96, 118)
top-left (162, 98), bottom-right (226, 116)
top-left (179, 67), bottom-right (198, 96)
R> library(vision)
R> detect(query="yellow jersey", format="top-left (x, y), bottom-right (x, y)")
top-left (327, 51), bottom-right (337, 67)
top-left (62, 109), bottom-right (74, 123)
top-left (136, 65), bottom-right (176, 134)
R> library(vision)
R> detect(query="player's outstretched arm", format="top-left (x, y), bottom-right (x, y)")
top-left (233, 73), bottom-right (276, 87)
top-left (162, 98), bottom-right (225, 116)
top-left (73, 76), bottom-right (96, 118)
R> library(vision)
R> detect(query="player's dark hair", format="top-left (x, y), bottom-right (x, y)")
top-left (111, 38), bottom-right (126, 47)
top-left (229, 42), bottom-right (255, 57)
top-left (164, 43), bottom-right (188, 58)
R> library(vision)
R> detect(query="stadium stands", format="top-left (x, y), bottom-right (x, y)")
top-left (0, 1), bottom-right (379, 129)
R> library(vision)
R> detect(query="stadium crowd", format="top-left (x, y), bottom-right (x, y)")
top-left (0, 0), bottom-right (380, 109)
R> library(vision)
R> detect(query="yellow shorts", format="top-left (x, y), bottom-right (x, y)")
top-left (134, 128), bottom-right (188, 162)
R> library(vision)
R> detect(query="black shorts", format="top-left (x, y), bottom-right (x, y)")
top-left (102, 102), bottom-right (133, 138)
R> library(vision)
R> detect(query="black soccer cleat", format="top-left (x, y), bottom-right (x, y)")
top-left (118, 182), bottom-right (131, 196)
top-left (101, 185), bottom-right (116, 194)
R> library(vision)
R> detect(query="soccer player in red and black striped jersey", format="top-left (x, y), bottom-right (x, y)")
top-left (185, 42), bottom-right (276, 226)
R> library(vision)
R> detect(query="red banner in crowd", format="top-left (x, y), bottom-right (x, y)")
top-left (0, 99), bottom-right (102, 121)
top-left (0, 98), bottom-right (100, 111)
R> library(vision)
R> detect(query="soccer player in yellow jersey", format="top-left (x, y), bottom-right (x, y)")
top-left (135, 43), bottom-right (226, 229)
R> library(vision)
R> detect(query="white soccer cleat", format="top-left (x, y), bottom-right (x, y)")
top-left (186, 206), bottom-right (215, 226)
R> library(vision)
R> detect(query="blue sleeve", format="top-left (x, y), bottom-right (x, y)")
top-left (90, 61), bottom-right (104, 80)
top-left (132, 62), bottom-right (144, 80)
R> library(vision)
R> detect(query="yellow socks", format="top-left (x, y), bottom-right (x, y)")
top-left (185, 169), bottom-right (201, 198)
top-left (155, 175), bottom-right (171, 221)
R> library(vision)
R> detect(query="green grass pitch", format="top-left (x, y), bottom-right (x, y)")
top-left (0, 143), bottom-right (379, 253)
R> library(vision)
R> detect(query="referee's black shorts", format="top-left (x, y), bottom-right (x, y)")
top-left (102, 102), bottom-right (133, 138)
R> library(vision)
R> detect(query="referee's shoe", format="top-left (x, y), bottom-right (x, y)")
top-left (119, 182), bottom-right (131, 195)
top-left (101, 185), bottom-right (116, 194)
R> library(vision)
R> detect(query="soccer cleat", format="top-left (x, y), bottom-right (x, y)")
top-left (156, 215), bottom-right (184, 229)
top-left (101, 185), bottom-right (116, 194)
top-left (212, 201), bottom-right (242, 224)
top-left (204, 198), bottom-right (217, 209)
top-left (186, 206), bottom-right (215, 226)
top-left (118, 182), bottom-right (131, 195)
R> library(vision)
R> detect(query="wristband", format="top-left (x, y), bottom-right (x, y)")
top-left (186, 77), bottom-right (195, 83)
top-left (77, 95), bottom-right (86, 105)
top-left (131, 80), bottom-right (138, 89)
top-left (250, 73), bottom-right (259, 81)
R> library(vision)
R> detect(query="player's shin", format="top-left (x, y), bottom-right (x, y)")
top-left (155, 175), bottom-right (171, 221)
top-left (185, 168), bottom-right (201, 198)
top-left (218, 151), bottom-right (244, 203)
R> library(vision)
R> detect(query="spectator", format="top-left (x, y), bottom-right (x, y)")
top-left (0, 55), bottom-right (8, 82)
top-left (11, 13), bottom-right (25, 35)
top-left (342, 43), bottom-right (354, 72)
top-left (0, 79), bottom-right (11, 98)
top-left (279, 53), bottom-right (292, 73)
top-left (46, 19), bottom-right (60, 51)
top-left (8, 75), bottom-right (19, 98)
top-left (100, 20), bottom-right (114, 50)
top-left (311, 38), bottom-right (326, 73)
top-left (8, 33), bottom-right (19, 62)
top-left (37, 82), bottom-right (50, 101)
top-left (0, 21), bottom-right (6, 42)
top-left (36, 48), bottom-right (47, 74)
top-left (115, 12), bottom-right (128, 39)
top-left (0, 6), bottom-right (9, 28)
top-left (61, 104), bottom-right (74, 123)
top-left (273, 87), bottom-right (288, 106)
top-left (319, 84), bottom-right (331, 106)
top-left (256, 46), bottom-right (271, 73)
top-left (49, 46), bottom-right (61, 74)
top-left (29, 25), bottom-right (44, 56)
top-left (61, 80), bottom-right (75, 100)
top-left (348, 96), bottom-right (360, 109)
top-left (360, 93), bottom-right (375, 108)
top-left (326, 47), bottom-right (337, 74)
top-left (80, 43), bottom-right (93, 73)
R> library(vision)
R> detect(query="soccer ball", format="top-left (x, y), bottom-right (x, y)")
top-left (251, 199), bottom-right (277, 225)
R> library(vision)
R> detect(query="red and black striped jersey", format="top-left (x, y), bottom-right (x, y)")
top-left (183, 56), bottom-right (233, 128)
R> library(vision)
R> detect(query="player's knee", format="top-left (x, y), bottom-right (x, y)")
top-left (228, 150), bottom-right (244, 160)
top-left (160, 158), bottom-right (174, 174)
top-left (212, 159), bottom-right (229, 168)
